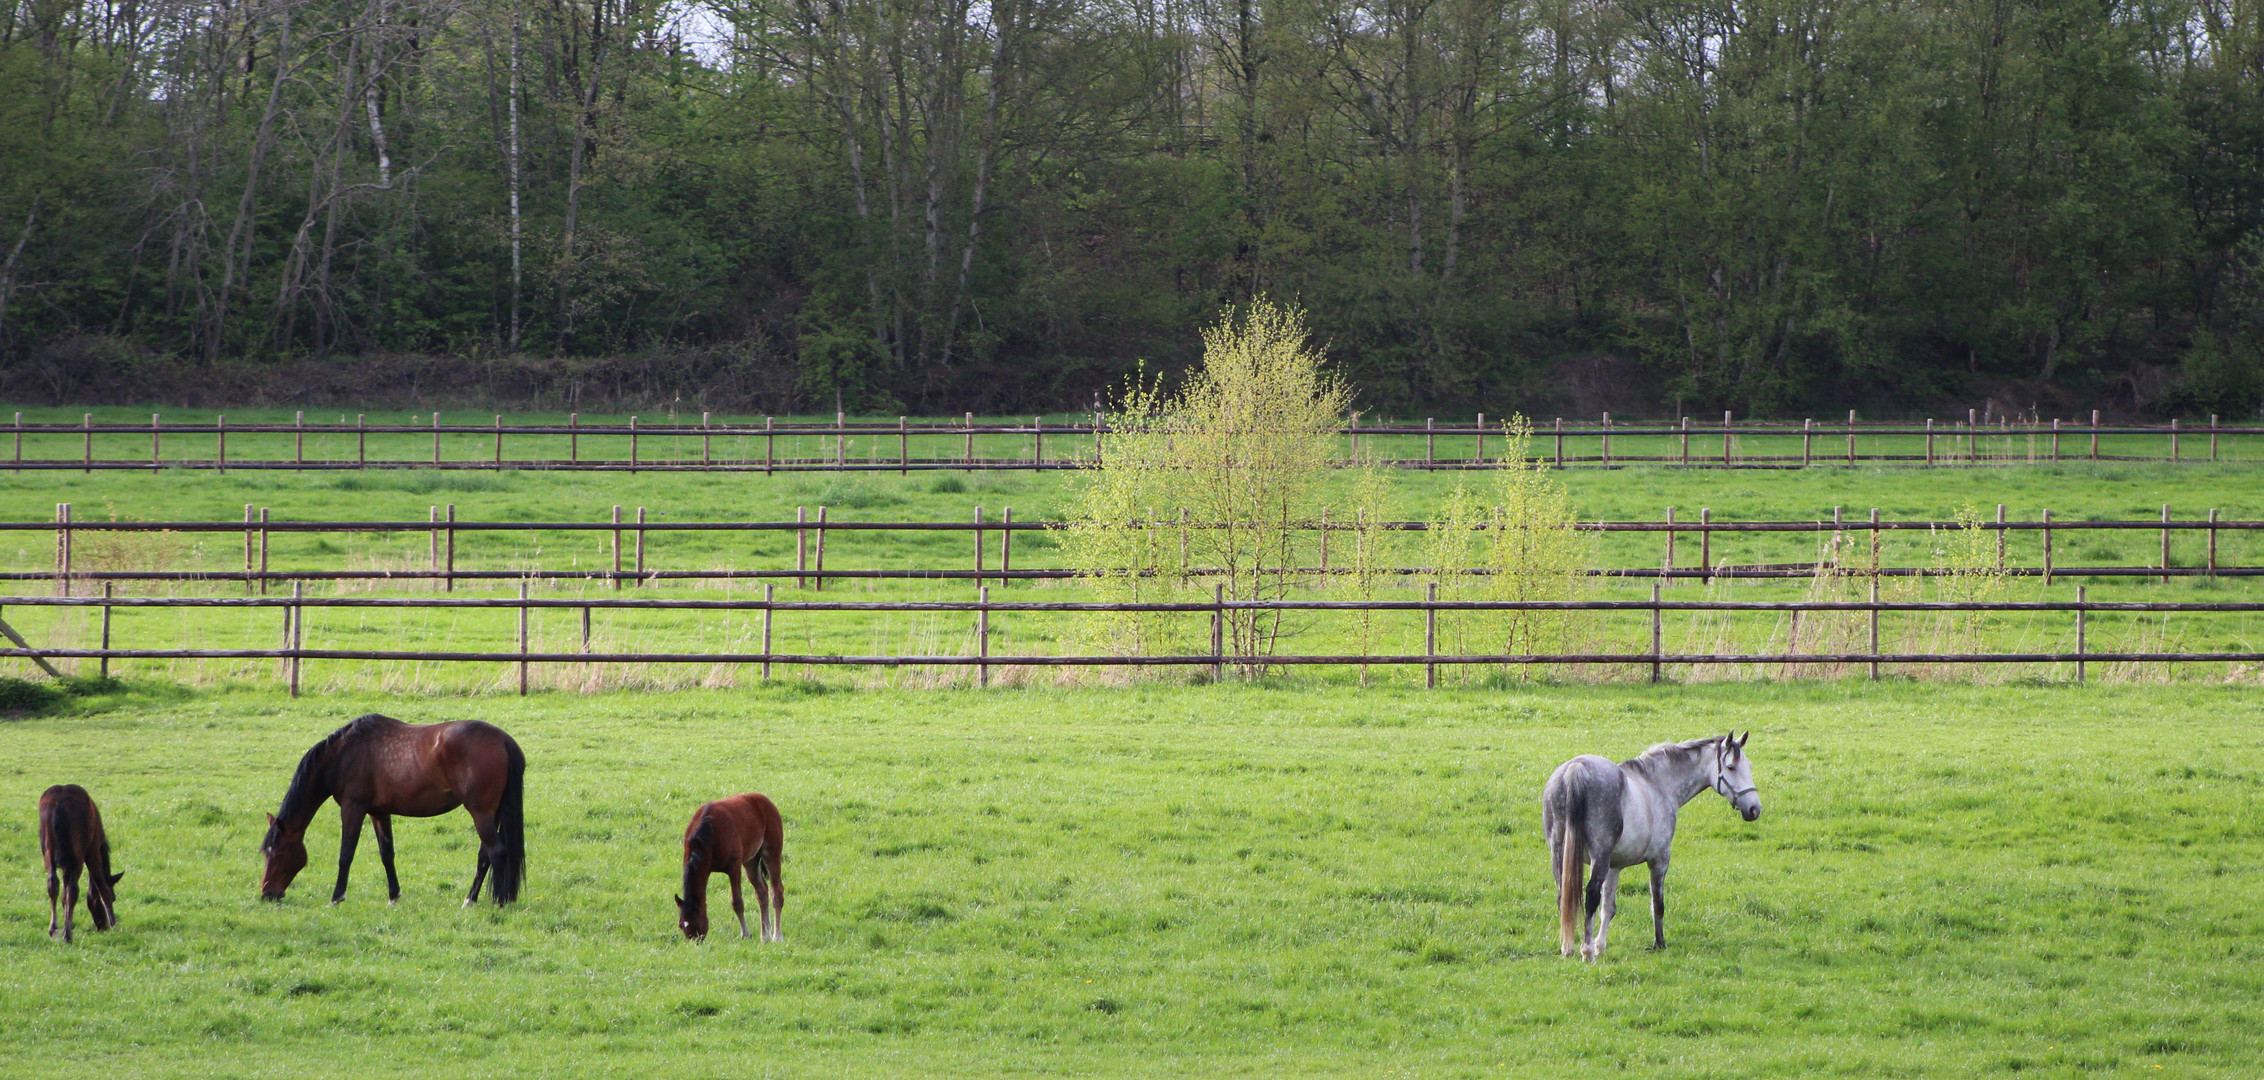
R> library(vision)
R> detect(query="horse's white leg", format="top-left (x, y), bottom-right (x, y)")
top-left (1590, 866), bottom-right (1621, 960)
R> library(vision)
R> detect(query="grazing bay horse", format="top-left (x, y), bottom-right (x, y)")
top-left (260, 714), bottom-right (525, 906)
top-left (676, 793), bottom-right (784, 941)
top-left (39, 784), bottom-right (123, 942)
top-left (1543, 732), bottom-right (1761, 961)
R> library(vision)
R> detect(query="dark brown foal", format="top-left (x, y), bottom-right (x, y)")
top-left (676, 793), bottom-right (785, 942)
top-left (39, 784), bottom-right (123, 942)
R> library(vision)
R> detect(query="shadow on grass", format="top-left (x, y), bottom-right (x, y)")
top-left (0, 674), bottom-right (190, 719)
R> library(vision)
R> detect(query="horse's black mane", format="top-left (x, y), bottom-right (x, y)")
top-left (267, 714), bottom-right (395, 842)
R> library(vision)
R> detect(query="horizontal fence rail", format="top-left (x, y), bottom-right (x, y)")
top-left (7, 409), bottom-right (2259, 472)
top-left (6, 592), bottom-right (2254, 695)
top-left (21, 506), bottom-right (2263, 589)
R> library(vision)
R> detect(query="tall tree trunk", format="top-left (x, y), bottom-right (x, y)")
top-left (208, 0), bottom-right (293, 363)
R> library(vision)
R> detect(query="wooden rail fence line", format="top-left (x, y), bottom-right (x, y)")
top-left (7, 410), bottom-right (2259, 472)
top-left (4, 591), bottom-right (2255, 696)
top-left (16, 506), bottom-right (2262, 593)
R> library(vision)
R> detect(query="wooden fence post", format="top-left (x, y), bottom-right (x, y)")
top-left (614, 505), bottom-right (626, 591)
top-left (432, 412), bottom-right (442, 465)
top-left (1425, 582), bottom-right (1439, 689)
top-left (629, 416), bottom-right (639, 473)
top-left (1723, 411), bottom-right (1733, 465)
top-left (1555, 417), bottom-right (1564, 467)
top-left (2210, 415), bottom-right (2219, 462)
top-left (765, 416), bottom-right (774, 475)
top-left (1700, 509), bottom-right (1712, 584)
top-left (288, 581), bottom-right (302, 697)
top-left (245, 504), bottom-right (256, 594)
top-left (1868, 574), bottom-right (1880, 682)
top-left (1680, 416), bottom-right (1690, 466)
top-left (1032, 417), bottom-right (1043, 469)
top-left (1179, 507), bottom-right (1190, 574)
top-left (1601, 412), bottom-right (1611, 465)
top-left (493, 415), bottom-right (503, 469)
top-left (965, 412), bottom-right (975, 470)
top-left (702, 412), bottom-right (712, 466)
top-left (1847, 410), bottom-right (1857, 464)
top-left (296, 410), bottom-right (306, 465)
top-left (2051, 418), bottom-right (2060, 461)
top-left (1210, 583), bottom-right (1224, 683)
top-left (570, 413), bottom-right (579, 464)
top-left (2090, 410), bottom-right (2100, 460)
top-left (761, 583), bottom-right (774, 681)
top-left (1802, 419), bottom-right (1812, 467)
top-left (1427, 417), bottom-right (1436, 467)
top-left (445, 505), bottom-right (456, 592)
top-left (1000, 507), bottom-right (1012, 586)
top-left (217, 413), bottom-right (227, 473)
top-left (899, 417), bottom-right (908, 475)
top-left (100, 583), bottom-right (113, 679)
top-left (13, 411), bottom-right (21, 473)
top-left (151, 413), bottom-right (161, 472)
top-left (55, 502), bottom-right (70, 597)
top-left (357, 414), bottom-right (367, 468)
top-left (977, 585), bottom-right (990, 688)
top-left (1869, 508), bottom-right (1881, 578)
top-left (811, 507), bottom-right (824, 592)
top-left (2076, 586), bottom-right (2087, 684)
top-left (2171, 418), bottom-right (2180, 462)
top-left (1663, 508), bottom-right (1676, 581)
top-left (258, 507), bottom-right (270, 595)
top-left (636, 507), bottom-right (649, 586)
top-left (836, 410), bottom-right (847, 467)
top-left (82, 413), bottom-right (91, 473)
top-left (1474, 414), bottom-right (1485, 463)
top-left (2208, 509), bottom-right (2219, 579)
top-left (1649, 582), bottom-right (1662, 684)
top-left (1995, 504), bottom-right (2006, 570)
top-left (973, 506), bottom-right (985, 588)
top-left (518, 580), bottom-right (530, 696)
top-left (1925, 418), bottom-right (1934, 466)
top-left (2161, 504), bottom-right (2171, 584)
top-left (1319, 508), bottom-right (1330, 573)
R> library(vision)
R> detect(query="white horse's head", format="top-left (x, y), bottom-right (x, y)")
top-left (1713, 731), bottom-right (1761, 821)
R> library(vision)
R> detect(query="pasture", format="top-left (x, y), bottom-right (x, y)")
top-left (3, 681), bottom-right (2259, 1077)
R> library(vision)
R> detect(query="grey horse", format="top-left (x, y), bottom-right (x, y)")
top-left (1542, 732), bottom-right (1761, 961)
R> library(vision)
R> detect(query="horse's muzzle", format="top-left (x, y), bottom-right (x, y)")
top-left (1740, 804), bottom-right (1762, 822)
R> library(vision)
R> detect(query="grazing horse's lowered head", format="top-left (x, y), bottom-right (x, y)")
top-left (1542, 732), bottom-right (1762, 961)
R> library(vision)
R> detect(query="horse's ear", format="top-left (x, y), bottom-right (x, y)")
top-left (1734, 731), bottom-right (1750, 749)
top-left (107, 872), bottom-right (124, 887)
top-left (266, 812), bottom-right (276, 828)
top-left (674, 894), bottom-right (684, 906)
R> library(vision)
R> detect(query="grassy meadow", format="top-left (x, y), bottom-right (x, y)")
top-left (1, 681), bottom-right (2259, 1077)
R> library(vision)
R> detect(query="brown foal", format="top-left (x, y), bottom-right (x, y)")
top-left (676, 793), bottom-right (785, 942)
top-left (39, 784), bottom-right (123, 942)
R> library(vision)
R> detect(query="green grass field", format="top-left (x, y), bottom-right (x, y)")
top-left (2, 682), bottom-right (2259, 1077)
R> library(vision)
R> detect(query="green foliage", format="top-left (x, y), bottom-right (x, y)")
top-left (1062, 302), bottom-right (1350, 669)
top-left (2170, 331), bottom-right (2264, 419)
top-left (1, 0), bottom-right (2260, 412)
top-left (1425, 418), bottom-right (1589, 677)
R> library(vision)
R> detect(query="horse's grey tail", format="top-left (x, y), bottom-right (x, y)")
top-left (1558, 814), bottom-right (1584, 956)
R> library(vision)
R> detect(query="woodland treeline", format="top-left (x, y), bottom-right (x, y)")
top-left (0, 0), bottom-right (2260, 415)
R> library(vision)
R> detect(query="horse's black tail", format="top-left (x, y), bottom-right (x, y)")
top-left (490, 736), bottom-right (527, 904)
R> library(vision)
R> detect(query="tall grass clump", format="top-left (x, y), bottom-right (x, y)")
top-left (1062, 300), bottom-right (1351, 672)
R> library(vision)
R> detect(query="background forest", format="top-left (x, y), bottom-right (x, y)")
top-left (1, 0), bottom-right (2261, 416)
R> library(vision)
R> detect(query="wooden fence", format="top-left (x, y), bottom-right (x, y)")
top-left (6, 409), bottom-right (2259, 472)
top-left (4, 591), bottom-right (2258, 696)
top-left (15, 506), bottom-right (2262, 592)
